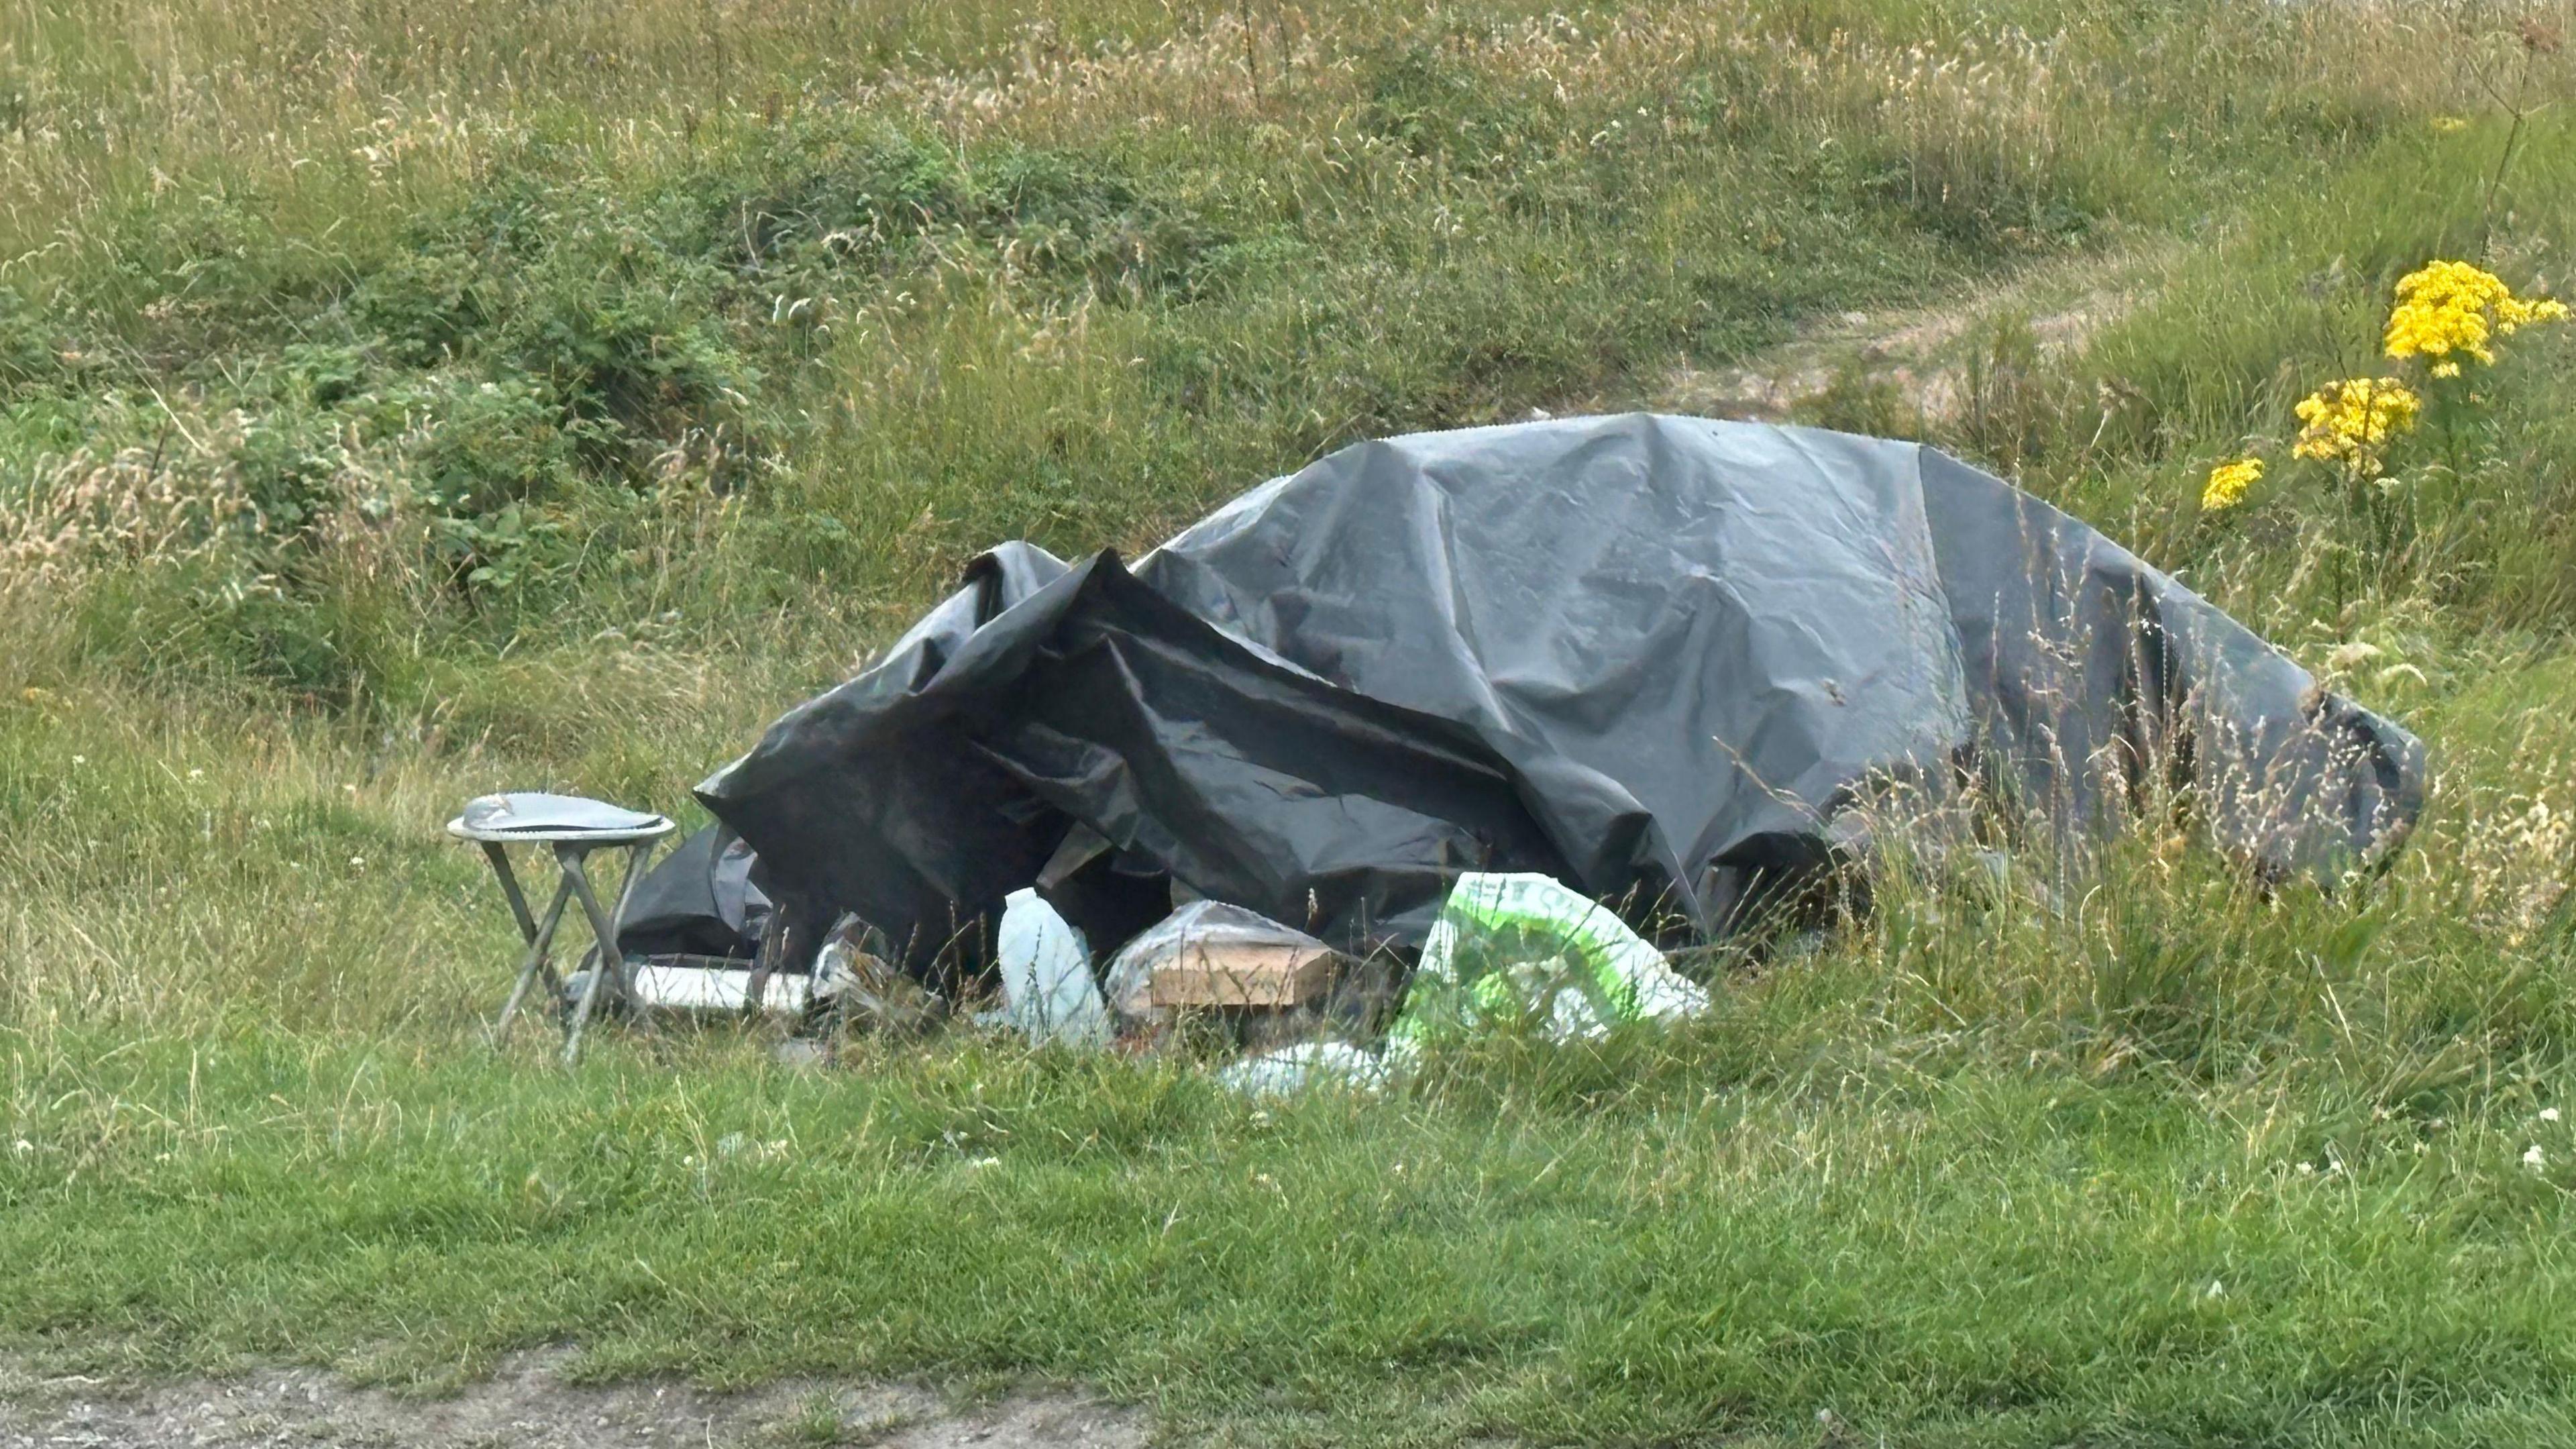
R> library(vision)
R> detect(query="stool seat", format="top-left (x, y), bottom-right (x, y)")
top-left (447, 792), bottom-right (674, 845)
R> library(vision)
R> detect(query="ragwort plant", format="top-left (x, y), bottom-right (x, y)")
top-left (2196, 258), bottom-right (2569, 607)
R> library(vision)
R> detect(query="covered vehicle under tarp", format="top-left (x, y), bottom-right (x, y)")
top-left (695, 415), bottom-right (2424, 975)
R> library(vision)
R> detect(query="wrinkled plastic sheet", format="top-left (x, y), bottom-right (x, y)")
top-left (698, 415), bottom-right (2424, 973)
top-left (616, 823), bottom-right (771, 959)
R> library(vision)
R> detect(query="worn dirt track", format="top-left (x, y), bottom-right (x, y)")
top-left (0, 1350), bottom-right (1147, 1449)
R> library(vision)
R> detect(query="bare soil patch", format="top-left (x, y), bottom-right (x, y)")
top-left (1658, 244), bottom-right (2173, 425)
top-left (0, 1350), bottom-right (1147, 1449)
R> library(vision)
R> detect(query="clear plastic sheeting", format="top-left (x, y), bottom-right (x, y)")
top-left (1100, 900), bottom-right (1338, 1024)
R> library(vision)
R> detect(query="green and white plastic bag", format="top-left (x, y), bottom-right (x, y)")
top-left (1391, 873), bottom-right (1709, 1048)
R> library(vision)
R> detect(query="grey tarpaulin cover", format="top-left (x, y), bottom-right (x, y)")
top-left (697, 415), bottom-right (2424, 972)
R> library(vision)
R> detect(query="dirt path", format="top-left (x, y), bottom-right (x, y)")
top-left (0, 1350), bottom-right (1146, 1449)
top-left (1655, 241), bottom-right (2176, 425)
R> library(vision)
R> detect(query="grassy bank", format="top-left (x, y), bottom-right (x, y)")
top-left (7, 0), bottom-right (2576, 1444)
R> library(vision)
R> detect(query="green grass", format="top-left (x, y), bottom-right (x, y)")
top-left (15, 1026), bottom-right (2576, 1447)
top-left (7, 0), bottom-right (2576, 1443)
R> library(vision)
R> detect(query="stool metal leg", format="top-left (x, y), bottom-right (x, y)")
top-left (610, 840), bottom-right (662, 1034)
top-left (494, 873), bottom-right (576, 1040)
top-left (610, 838), bottom-right (657, 924)
top-left (480, 840), bottom-right (576, 1043)
top-left (479, 841), bottom-right (540, 943)
top-left (558, 842), bottom-right (630, 1066)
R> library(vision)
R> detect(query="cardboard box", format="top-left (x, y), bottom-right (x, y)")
top-left (1146, 941), bottom-right (1338, 1010)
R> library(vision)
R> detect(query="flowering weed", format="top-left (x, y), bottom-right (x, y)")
top-left (2200, 455), bottom-right (2263, 511)
top-left (2291, 375), bottom-right (2422, 476)
top-left (2384, 259), bottom-right (2569, 376)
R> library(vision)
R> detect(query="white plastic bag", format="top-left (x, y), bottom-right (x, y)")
top-left (1218, 1041), bottom-right (1391, 1097)
top-left (1392, 873), bottom-right (1708, 1045)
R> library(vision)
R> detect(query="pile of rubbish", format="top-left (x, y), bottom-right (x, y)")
top-left (610, 415), bottom-right (2424, 1085)
top-left (975, 870), bottom-right (1708, 1092)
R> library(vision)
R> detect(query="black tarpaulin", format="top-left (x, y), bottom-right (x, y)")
top-left (615, 822), bottom-right (771, 959)
top-left (697, 415), bottom-right (2424, 972)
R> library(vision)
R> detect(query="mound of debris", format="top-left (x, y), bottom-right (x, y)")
top-left (612, 415), bottom-right (2420, 1059)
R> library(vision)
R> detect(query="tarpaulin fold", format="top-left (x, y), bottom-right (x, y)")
top-left (615, 822), bottom-right (771, 959)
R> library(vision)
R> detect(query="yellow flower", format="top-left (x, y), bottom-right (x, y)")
top-left (2383, 259), bottom-right (2570, 372)
top-left (2293, 377), bottom-right (2420, 476)
top-left (2201, 457), bottom-right (2263, 511)
top-left (2432, 115), bottom-right (2469, 133)
top-left (2504, 296), bottom-right (2571, 331)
